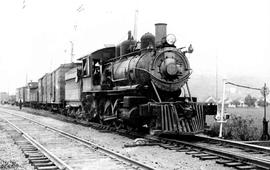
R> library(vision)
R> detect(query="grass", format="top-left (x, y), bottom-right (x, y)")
top-left (206, 106), bottom-right (270, 141)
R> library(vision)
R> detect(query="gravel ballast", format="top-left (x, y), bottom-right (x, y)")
top-left (0, 120), bottom-right (34, 170)
top-left (0, 105), bottom-right (233, 170)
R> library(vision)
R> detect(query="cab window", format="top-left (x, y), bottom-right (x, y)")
top-left (82, 58), bottom-right (89, 76)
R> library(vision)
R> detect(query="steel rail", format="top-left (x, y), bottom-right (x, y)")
top-left (2, 110), bottom-right (155, 170)
top-left (150, 136), bottom-right (270, 170)
top-left (196, 135), bottom-right (270, 153)
top-left (0, 116), bottom-right (74, 170)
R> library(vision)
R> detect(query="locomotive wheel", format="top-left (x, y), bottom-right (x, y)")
top-left (112, 120), bottom-right (123, 130)
top-left (103, 100), bottom-right (113, 116)
top-left (126, 124), bottom-right (136, 132)
top-left (99, 100), bottom-right (112, 125)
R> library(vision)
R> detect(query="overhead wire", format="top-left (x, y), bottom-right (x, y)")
top-left (225, 81), bottom-right (261, 91)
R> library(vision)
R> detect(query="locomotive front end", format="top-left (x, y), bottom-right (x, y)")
top-left (137, 23), bottom-right (217, 135)
top-left (150, 47), bottom-right (191, 93)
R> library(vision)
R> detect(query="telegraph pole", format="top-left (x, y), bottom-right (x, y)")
top-left (216, 55), bottom-right (218, 100)
top-left (70, 41), bottom-right (74, 63)
top-left (133, 10), bottom-right (138, 41)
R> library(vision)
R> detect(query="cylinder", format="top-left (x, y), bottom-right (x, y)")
top-left (155, 23), bottom-right (167, 46)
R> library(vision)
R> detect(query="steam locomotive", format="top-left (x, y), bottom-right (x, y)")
top-left (16, 23), bottom-right (217, 135)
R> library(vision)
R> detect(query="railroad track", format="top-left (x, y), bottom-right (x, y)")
top-left (0, 110), bottom-right (155, 170)
top-left (2, 106), bottom-right (270, 170)
top-left (72, 115), bottom-right (270, 169)
top-left (145, 135), bottom-right (270, 170)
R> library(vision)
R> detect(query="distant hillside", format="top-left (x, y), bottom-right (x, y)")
top-left (188, 73), bottom-right (270, 101)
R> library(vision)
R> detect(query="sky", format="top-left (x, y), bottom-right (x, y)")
top-left (0, 0), bottom-right (269, 96)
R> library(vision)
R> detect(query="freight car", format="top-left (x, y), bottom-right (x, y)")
top-left (64, 65), bottom-right (82, 117)
top-left (38, 63), bottom-right (80, 111)
top-left (24, 81), bottom-right (38, 108)
top-left (38, 73), bottom-right (48, 107)
top-left (65, 23), bottom-right (217, 135)
top-left (16, 86), bottom-right (26, 105)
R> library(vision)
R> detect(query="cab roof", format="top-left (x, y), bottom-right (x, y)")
top-left (78, 47), bottom-right (115, 61)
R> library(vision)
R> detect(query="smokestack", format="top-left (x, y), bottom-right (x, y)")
top-left (155, 23), bottom-right (167, 46)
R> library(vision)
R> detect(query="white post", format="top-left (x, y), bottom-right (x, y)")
top-left (219, 79), bottom-right (226, 138)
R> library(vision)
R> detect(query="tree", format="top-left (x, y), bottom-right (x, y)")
top-left (244, 94), bottom-right (257, 107)
top-left (257, 99), bottom-right (269, 107)
top-left (232, 99), bottom-right (240, 107)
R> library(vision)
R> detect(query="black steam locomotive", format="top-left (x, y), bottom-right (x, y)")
top-left (16, 23), bottom-right (217, 135)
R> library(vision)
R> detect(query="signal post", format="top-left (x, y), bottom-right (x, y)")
top-left (261, 83), bottom-right (270, 140)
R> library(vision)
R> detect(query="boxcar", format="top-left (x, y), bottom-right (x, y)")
top-left (41, 63), bottom-right (80, 111)
top-left (25, 81), bottom-right (38, 108)
top-left (46, 73), bottom-right (52, 103)
top-left (16, 86), bottom-right (26, 104)
top-left (38, 77), bottom-right (43, 104)
top-left (65, 65), bottom-right (82, 107)
top-left (38, 73), bottom-right (49, 108)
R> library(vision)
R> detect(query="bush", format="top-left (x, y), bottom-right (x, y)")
top-left (208, 115), bottom-right (260, 141)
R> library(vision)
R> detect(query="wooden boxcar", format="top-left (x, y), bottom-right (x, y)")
top-left (46, 73), bottom-right (52, 103)
top-left (16, 86), bottom-right (26, 103)
top-left (25, 81), bottom-right (38, 107)
top-left (37, 63), bottom-right (79, 110)
top-left (38, 73), bottom-right (49, 107)
top-left (38, 77), bottom-right (43, 104)
top-left (51, 63), bottom-right (80, 108)
top-left (65, 65), bottom-right (82, 107)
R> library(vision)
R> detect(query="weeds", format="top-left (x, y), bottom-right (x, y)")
top-left (0, 159), bottom-right (19, 169)
top-left (208, 115), bottom-right (261, 141)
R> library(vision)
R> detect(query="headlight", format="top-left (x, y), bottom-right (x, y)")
top-left (166, 34), bottom-right (176, 45)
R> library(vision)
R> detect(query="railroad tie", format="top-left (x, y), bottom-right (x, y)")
top-left (223, 162), bottom-right (245, 167)
top-left (174, 146), bottom-right (189, 152)
top-left (185, 151), bottom-right (200, 155)
top-left (28, 156), bottom-right (47, 160)
top-left (191, 153), bottom-right (209, 158)
top-left (32, 162), bottom-right (55, 167)
top-left (234, 165), bottom-right (258, 170)
top-left (30, 159), bottom-right (51, 164)
top-left (199, 155), bottom-right (220, 160)
top-left (36, 166), bottom-right (59, 170)
top-left (216, 159), bottom-right (235, 164)
top-left (162, 144), bottom-right (181, 150)
top-left (176, 148), bottom-right (190, 152)
top-left (21, 148), bottom-right (38, 151)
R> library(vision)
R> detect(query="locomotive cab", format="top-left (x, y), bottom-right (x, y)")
top-left (79, 47), bottom-right (115, 91)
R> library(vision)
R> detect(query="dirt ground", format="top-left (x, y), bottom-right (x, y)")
top-left (0, 105), bottom-right (233, 170)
